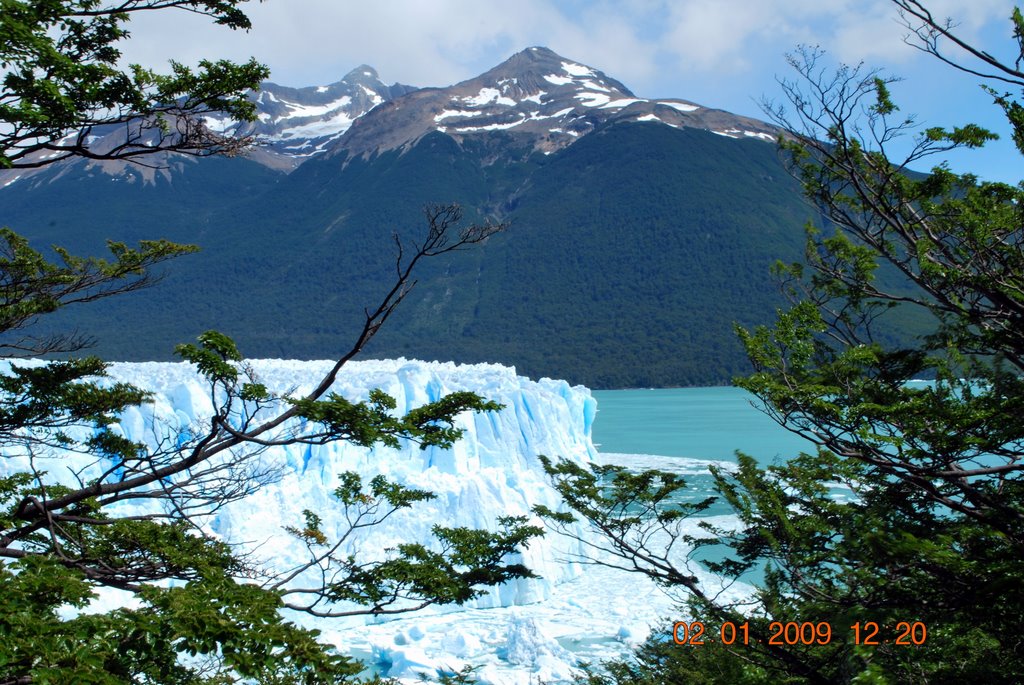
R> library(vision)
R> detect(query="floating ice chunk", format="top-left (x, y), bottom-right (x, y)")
top-left (441, 630), bottom-right (483, 657)
top-left (593, 452), bottom-right (737, 474)
top-left (381, 645), bottom-right (438, 679)
top-left (503, 616), bottom-right (572, 666)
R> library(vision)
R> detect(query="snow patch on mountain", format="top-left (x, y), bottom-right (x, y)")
top-left (560, 62), bottom-right (594, 77)
top-left (272, 110), bottom-right (356, 140)
top-left (435, 109), bottom-right (480, 122)
top-left (278, 95), bottom-right (354, 119)
top-left (462, 87), bottom-right (518, 107)
top-left (659, 101), bottom-right (700, 112)
top-left (601, 98), bottom-right (644, 109)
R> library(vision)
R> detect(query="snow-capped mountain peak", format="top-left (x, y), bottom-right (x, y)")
top-left (0, 47), bottom-right (782, 190)
top-left (226, 68), bottom-right (416, 169)
top-left (327, 47), bottom-right (779, 159)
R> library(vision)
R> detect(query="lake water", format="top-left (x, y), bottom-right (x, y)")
top-left (590, 386), bottom-right (823, 557)
top-left (350, 386), bottom-right (820, 683)
top-left (591, 386), bottom-right (816, 466)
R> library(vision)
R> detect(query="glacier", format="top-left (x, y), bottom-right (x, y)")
top-left (1, 357), bottom-right (749, 684)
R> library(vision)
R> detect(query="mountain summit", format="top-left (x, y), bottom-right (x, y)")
top-left (0, 47), bottom-right (780, 188)
top-left (0, 47), bottom-right (810, 388)
top-left (326, 46), bottom-right (778, 160)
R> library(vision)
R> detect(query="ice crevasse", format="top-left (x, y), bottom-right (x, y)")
top-left (21, 357), bottom-right (601, 613)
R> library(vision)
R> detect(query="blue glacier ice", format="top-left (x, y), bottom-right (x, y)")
top-left (1, 357), bottom-right (748, 684)
top-left (3, 358), bottom-right (598, 608)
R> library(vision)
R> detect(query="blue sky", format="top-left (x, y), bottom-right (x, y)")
top-left (124, 0), bottom-right (1021, 183)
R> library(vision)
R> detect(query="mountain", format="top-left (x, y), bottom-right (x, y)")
top-left (328, 46), bottom-right (778, 160)
top-left (0, 65), bottom-right (417, 187)
top-left (0, 48), bottom-right (817, 388)
top-left (227, 65), bottom-right (418, 170)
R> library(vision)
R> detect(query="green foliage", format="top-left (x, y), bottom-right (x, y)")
top-left (1, 122), bottom-right (821, 388)
top-left (326, 516), bottom-right (543, 609)
top-left (0, 4), bottom-right (528, 680)
top-left (0, 558), bottom-right (362, 684)
top-left (0, 0), bottom-right (269, 168)
top-left (0, 227), bottom-right (198, 354)
top-left (548, 7), bottom-right (1024, 684)
top-left (289, 388), bottom-right (503, 450)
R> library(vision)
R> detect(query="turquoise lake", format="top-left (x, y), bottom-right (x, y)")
top-left (590, 386), bottom-right (825, 576)
top-left (591, 386), bottom-right (817, 466)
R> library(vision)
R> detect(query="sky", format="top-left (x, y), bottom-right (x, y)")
top-left (121, 0), bottom-right (1021, 183)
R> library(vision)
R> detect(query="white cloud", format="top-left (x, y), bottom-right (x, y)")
top-left (117, 0), bottom-right (1010, 95)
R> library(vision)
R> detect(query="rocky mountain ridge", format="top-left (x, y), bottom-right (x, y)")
top-left (0, 47), bottom-right (782, 189)
top-left (0, 48), bottom-right (813, 388)
top-left (329, 47), bottom-right (779, 161)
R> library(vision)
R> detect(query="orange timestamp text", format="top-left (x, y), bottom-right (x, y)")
top-left (672, 620), bottom-right (927, 647)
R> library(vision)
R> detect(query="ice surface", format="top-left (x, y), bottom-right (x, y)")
top-left (0, 358), bottom-right (751, 683)
top-left (593, 452), bottom-right (737, 475)
top-left (2, 359), bottom-right (597, 609)
top-left (274, 110), bottom-right (355, 140)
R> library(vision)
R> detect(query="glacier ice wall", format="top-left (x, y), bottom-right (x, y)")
top-left (7, 358), bottom-right (599, 614)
